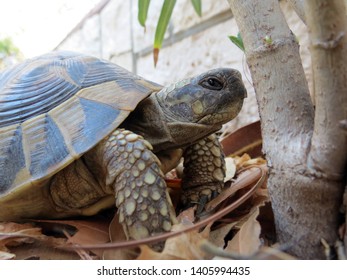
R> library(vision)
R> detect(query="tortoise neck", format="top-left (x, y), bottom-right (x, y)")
top-left (122, 93), bottom-right (176, 152)
top-left (123, 93), bottom-right (221, 153)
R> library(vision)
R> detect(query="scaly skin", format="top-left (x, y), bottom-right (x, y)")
top-left (181, 134), bottom-right (226, 213)
top-left (89, 129), bottom-right (177, 240)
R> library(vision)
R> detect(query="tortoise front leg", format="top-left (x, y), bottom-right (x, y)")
top-left (87, 129), bottom-right (177, 240)
top-left (181, 134), bottom-right (226, 213)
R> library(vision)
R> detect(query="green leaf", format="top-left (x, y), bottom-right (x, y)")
top-left (0, 37), bottom-right (19, 56)
top-left (138, 0), bottom-right (150, 28)
top-left (228, 32), bottom-right (245, 52)
top-left (191, 0), bottom-right (202, 17)
top-left (153, 0), bottom-right (176, 66)
top-left (263, 35), bottom-right (272, 45)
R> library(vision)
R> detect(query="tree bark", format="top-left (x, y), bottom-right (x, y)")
top-left (228, 0), bottom-right (347, 259)
top-left (287, 0), bottom-right (306, 23)
top-left (305, 0), bottom-right (347, 180)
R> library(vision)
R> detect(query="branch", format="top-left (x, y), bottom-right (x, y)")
top-left (227, 0), bottom-right (314, 170)
top-left (305, 0), bottom-right (347, 180)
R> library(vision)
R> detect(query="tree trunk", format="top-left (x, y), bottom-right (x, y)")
top-left (227, 0), bottom-right (347, 259)
top-left (287, 0), bottom-right (306, 23)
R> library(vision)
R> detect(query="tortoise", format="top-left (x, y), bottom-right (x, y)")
top-left (0, 51), bottom-right (246, 240)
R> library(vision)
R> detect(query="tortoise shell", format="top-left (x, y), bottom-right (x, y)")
top-left (0, 51), bottom-right (162, 197)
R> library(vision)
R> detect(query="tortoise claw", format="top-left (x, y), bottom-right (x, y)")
top-left (211, 189), bottom-right (219, 200)
top-left (181, 192), bottom-right (220, 217)
top-left (196, 195), bottom-right (209, 215)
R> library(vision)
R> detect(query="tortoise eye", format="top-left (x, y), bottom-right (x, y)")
top-left (200, 77), bottom-right (223, 90)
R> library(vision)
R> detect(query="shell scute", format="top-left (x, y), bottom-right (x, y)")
top-left (0, 51), bottom-right (162, 195)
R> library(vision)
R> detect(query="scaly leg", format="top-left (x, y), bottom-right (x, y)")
top-left (88, 129), bottom-right (177, 240)
top-left (181, 133), bottom-right (226, 213)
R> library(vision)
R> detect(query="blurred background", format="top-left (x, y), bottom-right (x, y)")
top-left (0, 0), bottom-right (312, 133)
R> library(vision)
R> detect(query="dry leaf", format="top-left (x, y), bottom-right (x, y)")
top-left (224, 157), bottom-right (236, 182)
top-left (0, 221), bottom-right (81, 260)
top-left (1, 217), bottom-right (113, 260)
top-left (233, 153), bottom-right (267, 170)
top-left (209, 223), bottom-right (238, 248)
top-left (234, 154), bottom-right (252, 169)
top-left (33, 218), bottom-right (110, 259)
top-left (0, 222), bottom-right (42, 248)
top-left (35, 218), bottom-right (110, 246)
top-left (225, 206), bottom-right (263, 256)
top-left (66, 220), bottom-right (109, 246)
top-left (103, 214), bottom-right (136, 260)
top-left (177, 207), bottom-right (196, 223)
top-left (206, 165), bottom-right (267, 212)
top-left (221, 121), bottom-right (262, 158)
top-left (0, 250), bottom-right (15, 260)
top-left (137, 245), bottom-right (180, 260)
top-left (162, 220), bottom-right (212, 260)
top-left (10, 238), bottom-right (80, 260)
top-left (137, 220), bottom-right (212, 260)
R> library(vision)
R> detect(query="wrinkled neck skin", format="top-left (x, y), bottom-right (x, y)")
top-left (123, 93), bottom-right (220, 153)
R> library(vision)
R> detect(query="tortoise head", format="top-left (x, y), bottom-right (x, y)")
top-left (154, 68), bottom-right (247, 147)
